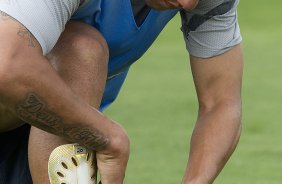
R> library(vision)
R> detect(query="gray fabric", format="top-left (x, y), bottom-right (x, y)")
top-left (180, 0), bottom-right (242, 58)
top-left (0, 0), bottom-right (80, 55)
top-left (131, 0), bottom-right (242, 58)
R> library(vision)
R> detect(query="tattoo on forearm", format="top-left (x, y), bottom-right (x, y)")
top-left (16, 93), bottom-right (109, 150)
top-left (0, 11), bottom-right (36, 48)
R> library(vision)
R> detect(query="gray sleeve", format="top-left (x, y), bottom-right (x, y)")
top-left (180, 0), bottom-right (242, 58)
top-left (0, 0), bottom-right (79, 55)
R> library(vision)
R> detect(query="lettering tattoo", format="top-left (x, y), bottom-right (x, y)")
top-left (0, 10), bottom-right (36, 48)
top-left (16, 93), bottom-right (109, 150)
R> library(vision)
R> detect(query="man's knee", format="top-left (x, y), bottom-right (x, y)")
top-left (50, 21), bottom-right (109, 66)
top-left (46, 21), bottom-right (109, 107)
top-left (69, 22), bottom-right (109, 62)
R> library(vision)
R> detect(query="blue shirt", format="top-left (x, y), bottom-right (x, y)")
top-left (72, 0), bottom-right (177, 110)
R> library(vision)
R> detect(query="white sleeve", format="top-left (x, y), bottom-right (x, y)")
top-left (0, 0), bottom-right (79, 55)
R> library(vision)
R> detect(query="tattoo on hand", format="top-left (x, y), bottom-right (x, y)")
top-left (16, 93), bottom-right (109, 150)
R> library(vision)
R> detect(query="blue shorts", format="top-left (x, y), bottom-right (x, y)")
top-left (0, 125), bottom-right (32, 184)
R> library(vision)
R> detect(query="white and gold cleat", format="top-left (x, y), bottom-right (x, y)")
top-left (48, 143), bottom-right (96, 184)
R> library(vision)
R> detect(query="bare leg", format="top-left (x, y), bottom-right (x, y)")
top-left (28, 21), bottom-right (108, 184)
top-left (0, 13), bottom-right (129, 184)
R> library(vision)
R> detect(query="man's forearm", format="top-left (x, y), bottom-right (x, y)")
top-left (0, 53), bottom-right (128, 153)
top-left (16, 92), bottom-right (110, 150)
top-left (182, 102), bottom-right (241, 184)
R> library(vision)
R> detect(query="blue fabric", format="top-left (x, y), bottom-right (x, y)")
top-left (72, 0), bottom-right (177, 110)
top-left (99, 68), bottom-right (129, 111)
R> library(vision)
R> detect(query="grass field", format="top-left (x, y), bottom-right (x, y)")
top-left (105, 1), bottom-right (282, 183)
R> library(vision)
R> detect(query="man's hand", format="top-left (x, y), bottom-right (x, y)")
top-left (96, 123), bottom-right (130, 184)
top-left (145, 0), bottom-right (199, 11)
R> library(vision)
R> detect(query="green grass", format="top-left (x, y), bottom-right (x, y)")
top-left (105, 1), bottom-right (282, 183)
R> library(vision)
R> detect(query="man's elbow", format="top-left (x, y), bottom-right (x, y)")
top-left (199, 97), bottom-right (242, 120)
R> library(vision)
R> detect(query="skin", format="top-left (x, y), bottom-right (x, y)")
top-left (145, 0), bottom-right (199, 11)
top-left (0, 13), bottom-right (129, 184)
top-left (182, 44), bottom-right (243, 184)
